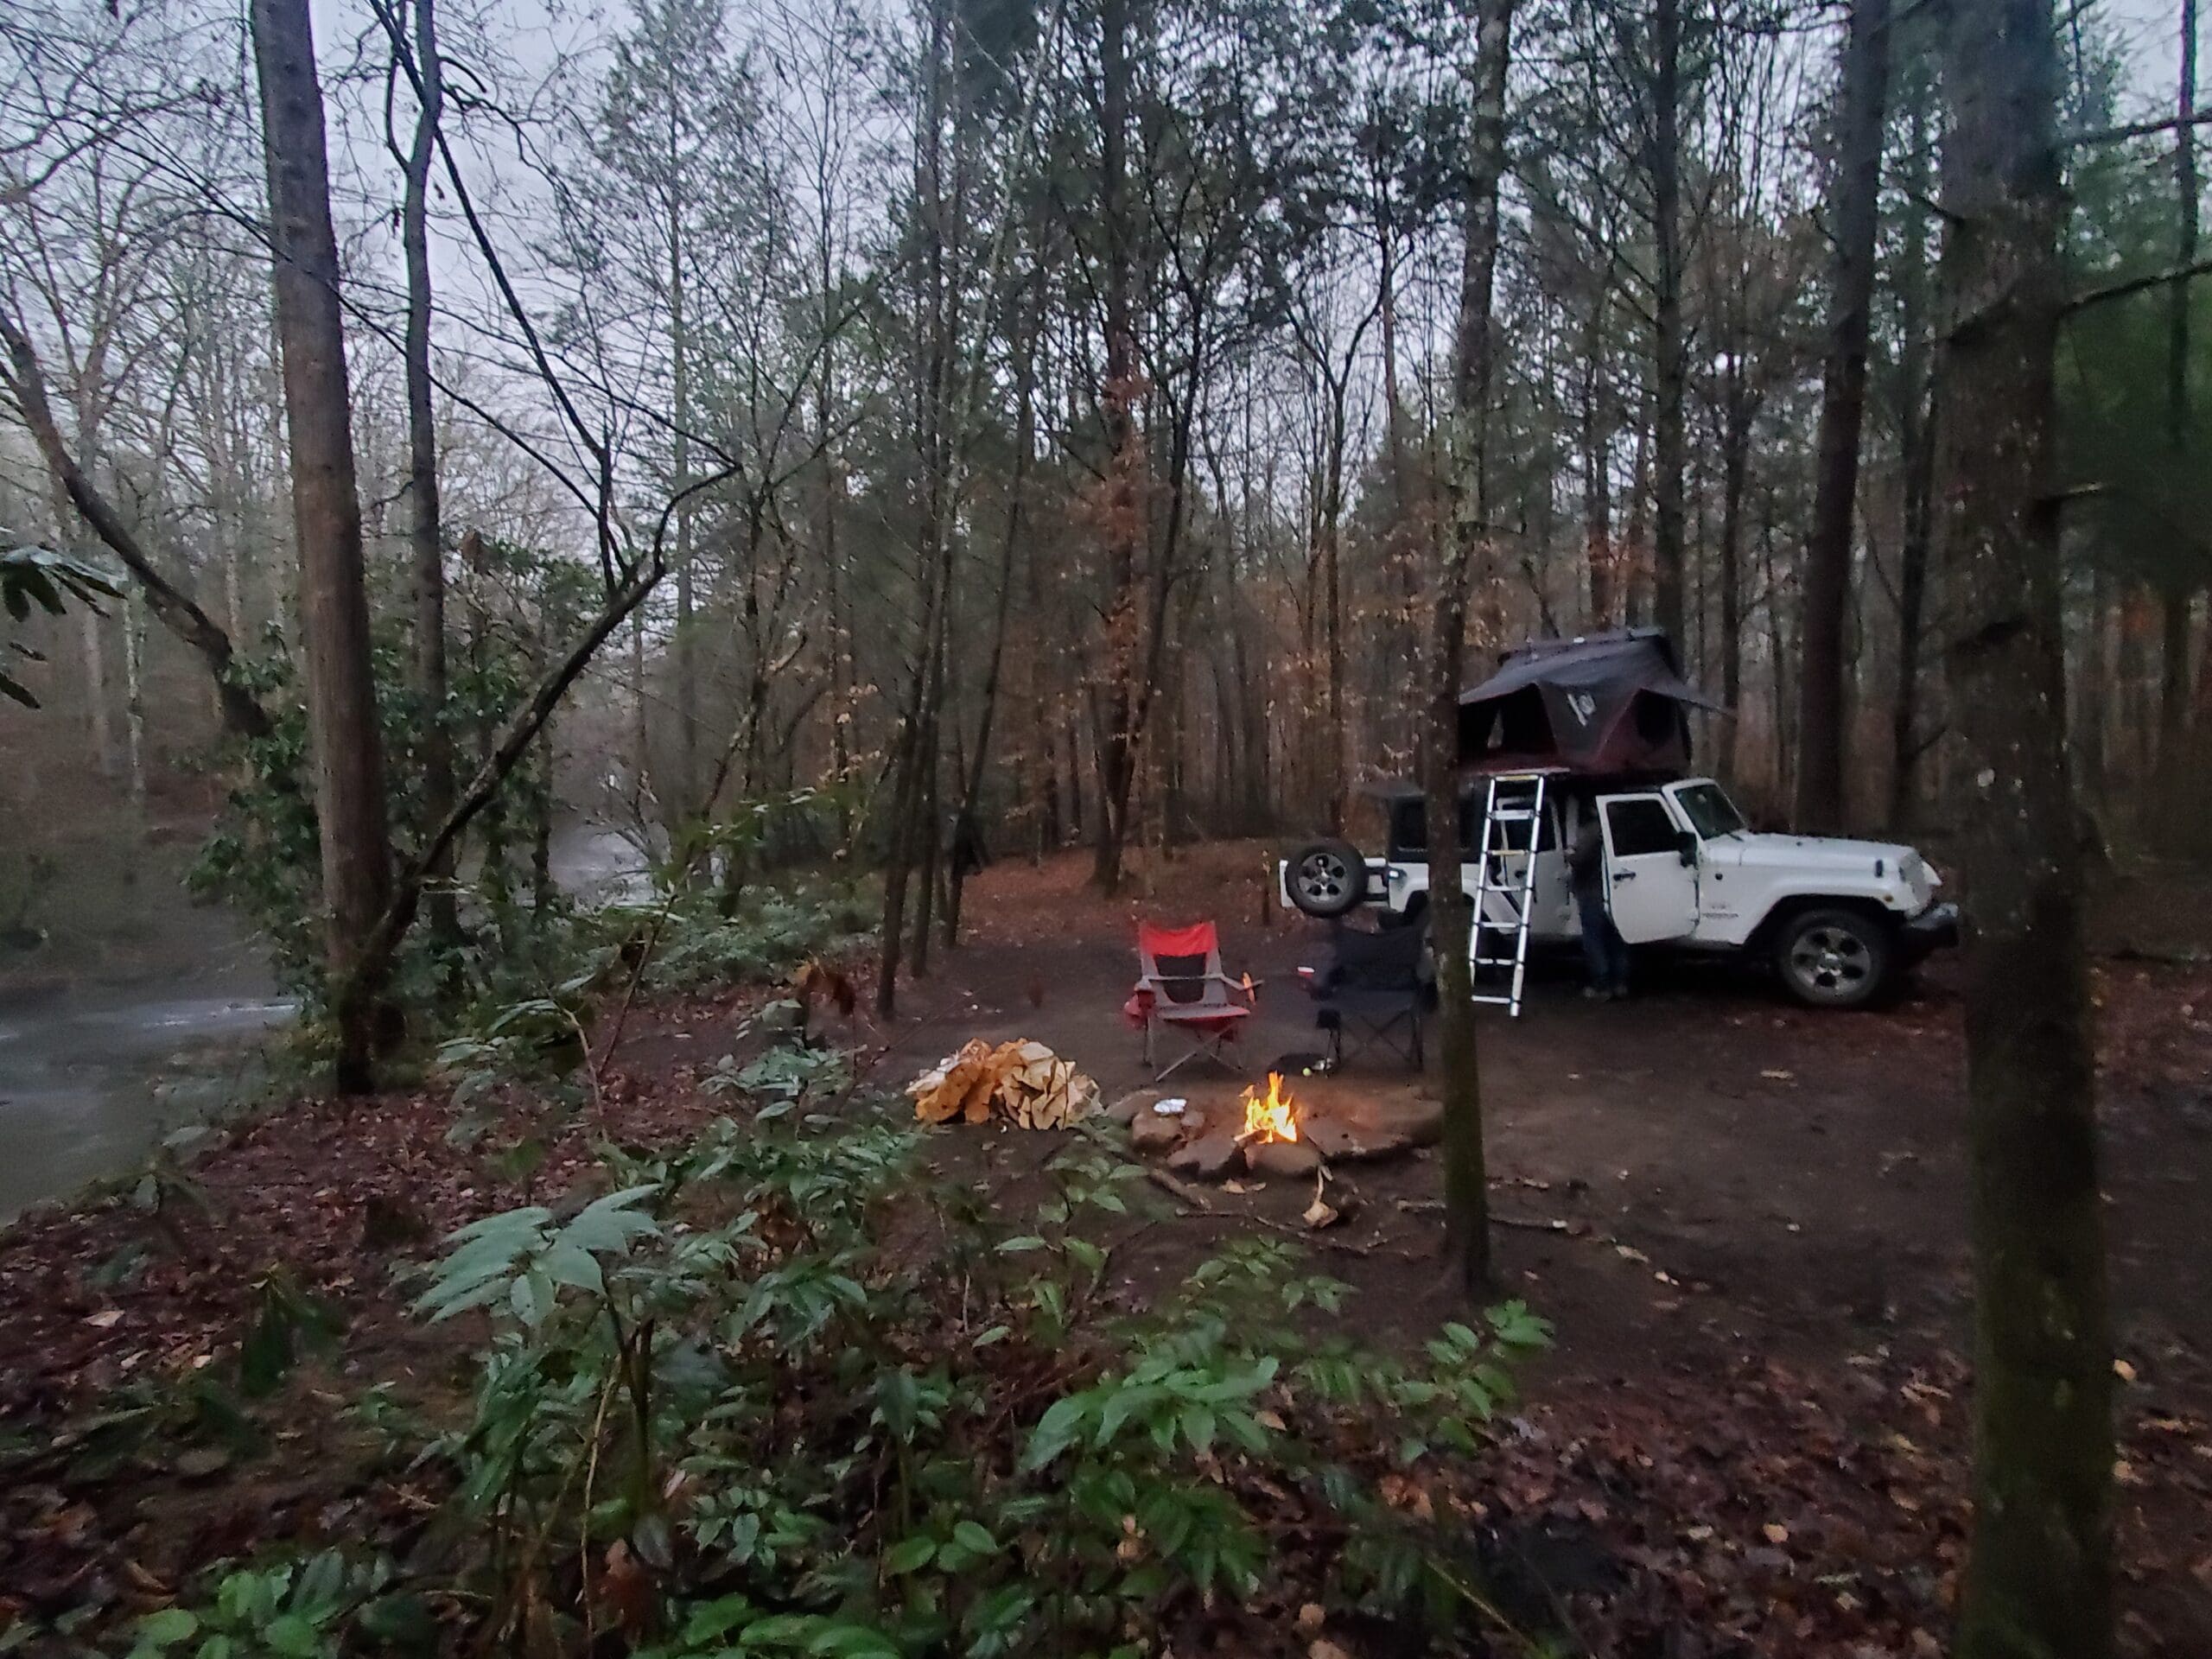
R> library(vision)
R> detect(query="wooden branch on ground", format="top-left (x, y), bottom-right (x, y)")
top-left (1141, 1165), bottom-right (1214, 1213)
top-left (1395, 1197), bottom-right (1572, 1233)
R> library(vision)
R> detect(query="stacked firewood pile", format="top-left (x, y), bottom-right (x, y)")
top-left (907, 1039), bottom-right (1102, 1129)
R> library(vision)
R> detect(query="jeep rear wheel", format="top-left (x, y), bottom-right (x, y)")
top-left (1775, 907), bottom-right (1892, 1009)
top-left (1285, 839), bottom-right (1367, 918)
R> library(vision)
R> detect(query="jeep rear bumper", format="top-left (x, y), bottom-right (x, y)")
top-left (1899, 901), bottom-right (1961, 962)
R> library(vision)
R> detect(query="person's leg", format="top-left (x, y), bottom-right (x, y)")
top-left (1576, 889), bottom-right (1610, 995)
top-left (1604, 912), bottom-right (1631, 995)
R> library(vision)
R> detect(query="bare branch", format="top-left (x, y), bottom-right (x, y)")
top-left (0, 308), bottom-right (270, 741)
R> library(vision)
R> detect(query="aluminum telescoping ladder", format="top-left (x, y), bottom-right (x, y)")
top-left (1468, 772), bottom-right (1549, 1018)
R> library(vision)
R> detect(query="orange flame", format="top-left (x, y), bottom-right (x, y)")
top-left (1238, 1071), bottom-right (1300, 1144)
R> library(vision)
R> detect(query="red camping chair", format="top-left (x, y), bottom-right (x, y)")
top-left (1125, 920), bottom-right (1257, 1080)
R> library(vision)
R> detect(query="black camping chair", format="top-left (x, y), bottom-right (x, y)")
top-left (1303, 922), bottom-right (1434, 1071)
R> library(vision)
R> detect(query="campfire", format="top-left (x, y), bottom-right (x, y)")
top-left (1237, 1071), bottom-right (1301, 1145)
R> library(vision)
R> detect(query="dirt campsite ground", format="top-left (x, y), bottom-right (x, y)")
top-left (3, 840), bottom-right (2209, 1655)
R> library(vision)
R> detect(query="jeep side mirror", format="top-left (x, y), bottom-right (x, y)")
top-left (1675, 830), bottom-right (1698, 867)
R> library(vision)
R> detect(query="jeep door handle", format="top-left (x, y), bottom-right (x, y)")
top-left (1612, 871), bottom-right (1637, 883)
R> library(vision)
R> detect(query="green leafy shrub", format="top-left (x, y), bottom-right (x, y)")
top-left (392, 1069), bottom-right (1548, 1654)
top-left (125, 1553), bottom-right (429, 1659)
top-left (119, 1058), bottom-right (1548, 1656)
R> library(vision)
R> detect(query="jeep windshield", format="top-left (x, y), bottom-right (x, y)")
top-left (1673, 780), bottom-right (1746, 839)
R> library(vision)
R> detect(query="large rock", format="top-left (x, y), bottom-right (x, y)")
top-left (1302, 1093), bottom-right (1444, 1162)
top-left (1244, 1137), bottom-right (1323, 1179)
top-left (1128, 1111), bottom-right (1183, 1154)
top-left (1301, 1117), bottom-right (1370, 1163)
top-left (1105, 1090), bottom-right (1159, 1126)
top-left (1167, 1131), bottom-right (1243, 1181)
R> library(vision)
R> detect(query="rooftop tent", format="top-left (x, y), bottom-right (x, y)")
top-left (1455, 629), bottom-right (1727, 776)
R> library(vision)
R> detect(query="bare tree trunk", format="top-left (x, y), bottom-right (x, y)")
top-left (79, 606), bottom-right (116, 776)
top-left (124, 584), bottom-right (146, 813)
top-left (1650, 0), bottom-right (1688, 649)
top-left (2158, 0), bottom-right (2200, 788)
top-left (252, 0), bottom-right (396, 1090)
top-left (1090, 0), bottom-right (1145, 896)
top-left (946, 277), bottom-right (1042, 947)
top-left (1717, 353), bottom-right (1750, 733)
top-left (875, 0), bottom-right (954, 1016)
top-left (1796, 0), bottom-right (1892, 832)
top-left (667, 74), bottom-right (699, 825)
top-left (1889, 62), bottom-right (1937, 830)
top-left (1760, 480), bottom-right (1794, 802)
top-left (1936, 0), bottom-right (2114, 1650)
top-left (1427, 0), bottom-right (1513, 1300)
top-left (388, 0), bottom-right (460, 963)
top-left (1624, 391), bottom-right (1651, 626)
top-left (1580, 301), bottom-right (1616, 630)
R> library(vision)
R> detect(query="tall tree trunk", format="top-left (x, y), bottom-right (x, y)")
top-left (1322, 435), bottom-right (1346, 829)
top-left (1580, 296), bottom-right (1616, 630)
top-left (1717, 355), bottom-right (1751, 760)
top-left (819, 276), bottom-right (853, 849)
top-left (1650, 0), bottom-right (1688, 649)
top-left (124, 584), bottom-right (146, 813)
top-left (1797, 0), bottom-right (1893, 832)
top-left (875, 0), bottom-right (954, 1016)
top-left (1889, 63), bottom-right (1937, 830)
top-left (80, 606), bottom-right (115, 776)
top-left (1761, 480), bottom-right (1795, 802)
top-left (1936, 0), bottom-right (2114, 1651)
top-left (1624, 392), bottom-right (1651, 626)
top-left (947, 277), bottom-right (1042, 947)
top-left (394, 0), bottom-right (459, 963)
top-left (2158, 0), bottom-right (2199, 785)
top-left (1427, 0), bottom-right (1514, 1300)
top-left (253, 0), bottom-right (396, 1090)
top-left (668, 79), bottom-right (698, 825)
top-left (1090, 0), bottom-right (1143, 894)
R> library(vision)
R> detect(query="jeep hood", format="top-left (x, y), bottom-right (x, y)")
top-left (1708, 830), bottom-right (1942, 908)
top-left (1724, 832), bottom-right (1923, 872)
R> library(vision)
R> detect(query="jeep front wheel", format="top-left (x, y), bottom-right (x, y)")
top-left (1775, 907), bottom-right (1892, 1009)
top-left (1285, 839), bottom-right (1367, 918)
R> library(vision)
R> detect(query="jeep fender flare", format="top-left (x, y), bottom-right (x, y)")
top-left (1745, 893), bottom-right (1900, 955)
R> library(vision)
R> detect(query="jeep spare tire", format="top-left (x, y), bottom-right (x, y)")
top-left (1286, 839), bottom-right (1368, 918)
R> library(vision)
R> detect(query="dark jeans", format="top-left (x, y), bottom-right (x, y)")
top-left (1575, 884), bottom-right (1630, 992)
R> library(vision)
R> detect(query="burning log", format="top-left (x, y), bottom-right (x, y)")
top-left (1236, 1071), bottom-right (1301, 1146)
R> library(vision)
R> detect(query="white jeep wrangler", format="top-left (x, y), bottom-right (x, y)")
top-left (1281, 775), bottom-right (1959, 1008)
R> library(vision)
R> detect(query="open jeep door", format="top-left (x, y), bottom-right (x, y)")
top-left (1599, 793), bottom-right (1698, 943)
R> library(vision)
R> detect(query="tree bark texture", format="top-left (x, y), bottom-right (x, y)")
top-left (393, 0), bottom-right (460, 961)
top-left (1889, 63), bottom-right (1937, 830)
top-left (2158, 0), bottom-right (2199, 791)
top-left (252, 0), bottom-right (397, 1090)
top-left (1090, 0), bottom-right (1144, 895)
top-left (1797, 0), bottom-right (1893, 831)
top-left (1936, 0), bottom-right (2115, 1651)
top-left (1427, 0), bottom-right (1513, 1300)
top-left (1649, 0), bottom-right (1688, 649)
